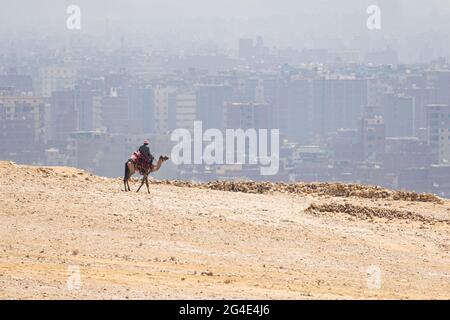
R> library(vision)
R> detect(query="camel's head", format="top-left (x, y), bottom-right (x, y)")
top-left (160, 155), bottom-right (169, 162)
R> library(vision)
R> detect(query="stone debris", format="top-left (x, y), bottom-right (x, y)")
top-left (305, 202), bottom-right (449, 224)
top-left (151, 180), bottom-right (443, 204)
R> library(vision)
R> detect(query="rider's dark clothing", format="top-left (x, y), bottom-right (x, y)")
top-left (139, 144), bottom-right (153, 164)
top-left (139, 144), bottom-right (154, 166)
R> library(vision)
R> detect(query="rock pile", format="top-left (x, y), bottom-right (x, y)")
top-left (305, 202), bottom-right (449, 224)
top-left (151, 180), bottom-right (443, 204)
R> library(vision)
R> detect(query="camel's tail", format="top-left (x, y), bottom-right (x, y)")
top-left (124, 161), bottom-right (130, 182)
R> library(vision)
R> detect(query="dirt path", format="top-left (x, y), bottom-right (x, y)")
top-left (0, 161), bottom-right (449, 299)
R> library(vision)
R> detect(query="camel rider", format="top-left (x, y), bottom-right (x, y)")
top-left (139, 139), bottom-right (154, 167)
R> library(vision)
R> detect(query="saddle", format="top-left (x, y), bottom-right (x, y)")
top-left (130, 151), bottom-right (151, 175)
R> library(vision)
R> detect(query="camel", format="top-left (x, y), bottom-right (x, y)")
top-left (123, 155), bottom-right (169, 193)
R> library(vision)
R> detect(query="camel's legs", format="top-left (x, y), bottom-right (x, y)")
top-left (124, 177), bottom-right (130, 192)
top-left (124, 175), bottom-right (131, 192)
top-left (145, 176), bottom-right (150, 193)
top-left (124, 162), bottom-right (133, 192)
top-left (137, 176), bottom-right (146, 193)
top-left (124, 162), bottom-right (129, 192)
top-left (124, 176), bottom-right (132, 192)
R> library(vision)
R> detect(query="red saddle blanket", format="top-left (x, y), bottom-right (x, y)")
top-left (130, 151), bottom-right (151, 174)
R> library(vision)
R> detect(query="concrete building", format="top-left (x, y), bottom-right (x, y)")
top-left (101, 95), bottom-right (130, 134)
top-left (284, 79), bottom-right (311, 142)
top-left (153, 86), bottom-right (175, 134)
top-left (382, 93), bottom-right (414, 137)
top-left (405, 87), bottom-right (436, 135)
top-left (127, 87), bottom-right (154, 134)
top-left (50, 90), bottom-right (78, 148)
top-left (428, 165), bottom-right (450, 197)
top-left (359, 107), bottom-right (385, 162)
top-left (290, 145), bottom-right (330, 182)
top-left (328, 129), bottom-right (359, 164)
top-left (426, 104), bottom-right (450, 163)
top-left (0, 95), bottom-right (47, 163)
top-left (168, 93), bottom-right (196, 132)
top-left (49, 89), bottom-right (102, 148)
top-left (196, 85), bottom-right (232, 130)
top-left (312, 77), bottom-right (368, 135)
top-left (382, 137), bottom-right (433, 173)
top-left (39, 65), bottom-right (77, 97)
top-left (431, 71), bottom-right (450, 107)
top-left (225, 102), bottom-right (271, 130)
top-left (0, 73), bottom-right (33, 93)
top-left (76, 89), bottom-right (102, 132)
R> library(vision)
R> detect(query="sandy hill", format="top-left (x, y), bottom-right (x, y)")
top-left (0, 161), bottom-right (449, 299)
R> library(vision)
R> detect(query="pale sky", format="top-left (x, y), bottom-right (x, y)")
top-left (1, 0), bottom-right (450, 62)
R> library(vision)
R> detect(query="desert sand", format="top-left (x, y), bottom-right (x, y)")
top-left (0, 161), bottom-right (449, 299)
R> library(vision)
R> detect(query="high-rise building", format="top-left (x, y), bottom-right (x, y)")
top-left (154, 86), bottom-right (176, 134)
top-left (225, 102), bottom-right (271, 130)
top-left (269, 79), bottom-right (312, 142)
top-left (405, 87), bottom-right (436, 135)
top-left (0, 95), bottom-right (47, 163)
top-left (382, 137), bottom-right (433, 173)
top-left (359, 107), bottom-right (385, 161)
top-left (260, 78), bottom-right (312, 143)
top-left (50, 89), bottom-right (102, 148)
top-left (127, 87), bottom-right (154, 133)
top-left (50, 90), bottom-right (78, 147)
top-left (168, 93), bottom-right (196, 132)
top-left (196, 85), bottom-right (232, 130)
top-left (39, 65), bottom-right (77, 97)
top-left (432, 71), bottom-right (450, 107)
top-left (382, 93), bottom-right (414, 137)
top-left (0, 73), bottom-right (33, 93)
top-left (101, 95), bottom-right (130, 134)
top-left (328, 128), bottom-right (359, 163)
top-left (426, 104), bottom-right (450, 163)
top-left (312, 77), bottom-right (368, 135)
top-left (285, 79), bottom-right (311, 142)
top-left (75, 89), bottom-right (102, 132)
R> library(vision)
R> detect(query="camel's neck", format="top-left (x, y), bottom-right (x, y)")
top-left (150, 158), bottom-right (164, 173)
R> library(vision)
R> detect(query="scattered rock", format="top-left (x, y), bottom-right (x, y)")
top-left (305, 203), bottom-right (449, 224)
top-left (151, 180), bottom-right (443, 204)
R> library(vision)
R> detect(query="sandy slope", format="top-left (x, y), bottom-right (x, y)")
top-left (0, 161), bottom-right (449, 299)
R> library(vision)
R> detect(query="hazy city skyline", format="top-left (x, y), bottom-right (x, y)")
top-left (2, 1), bottom-right (450, 197)
top-left (1, 1), bottom-right (450, 63)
